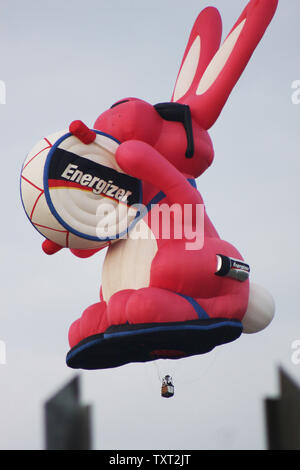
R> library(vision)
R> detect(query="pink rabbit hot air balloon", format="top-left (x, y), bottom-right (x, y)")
top-left (32, 0), bottom-right (278, 369)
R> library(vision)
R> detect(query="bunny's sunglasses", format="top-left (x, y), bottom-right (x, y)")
top-left (110, 100), bottom-right (195, 159)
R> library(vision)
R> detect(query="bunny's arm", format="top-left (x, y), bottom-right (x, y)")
top-left (116, 140), bottom-right (202, 206)
top-left (172, 0), bottom-right (278, 129)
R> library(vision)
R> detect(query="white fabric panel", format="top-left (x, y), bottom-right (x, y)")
top-left (196, 19), bottom-right (246, 95)
top-left (20, 178), bottom-right (42, 218)
top-left (31, 193), bottom-right (65, 231)
top-left (173, 36), bottom-right (201, 102)
top-left (242, 282), bottom-right (275, 334)
top-left (102, 220), bottom-right (158, 302)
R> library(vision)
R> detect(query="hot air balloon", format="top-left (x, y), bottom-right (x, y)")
top-left (20, 0), bottom-right (278, 371)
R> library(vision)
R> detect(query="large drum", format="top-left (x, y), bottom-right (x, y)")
top-left (20, 129), bottom-right (142, 249)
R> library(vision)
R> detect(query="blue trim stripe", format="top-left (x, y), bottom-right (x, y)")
top-left (67, 337), bottom-right (104, 361)
top-left (66, 319), bottom-right (243, 363)
top-left (188, 178), bottom-right (197, 189)
top-left (103, 321), bottom-right (242, 340)
top-left (177, 293), bottom-right (210, 320)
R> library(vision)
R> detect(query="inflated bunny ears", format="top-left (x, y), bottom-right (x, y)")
top-left (172, 0), bottom-right (278, 130)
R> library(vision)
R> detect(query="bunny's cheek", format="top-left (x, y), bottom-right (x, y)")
top-left (94, 113), bottom-right (129, 143)
top-left (94, 100), bottom-right (162, 145)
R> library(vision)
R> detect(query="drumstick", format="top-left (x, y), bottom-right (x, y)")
top-left (69, 120), bottom-right (97, 144)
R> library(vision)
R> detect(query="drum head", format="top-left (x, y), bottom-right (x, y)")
top-left (21, 129), bottom-right (143, 249)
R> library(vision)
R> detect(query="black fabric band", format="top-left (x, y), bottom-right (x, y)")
top-left (154, 102), bottom-right (195, 158)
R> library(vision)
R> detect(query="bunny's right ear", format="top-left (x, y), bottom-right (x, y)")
top-left (172, 0), bottom-right (278, 130)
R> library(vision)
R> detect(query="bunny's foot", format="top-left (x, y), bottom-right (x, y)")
top-left (66, 287), bottom-right (243, 370)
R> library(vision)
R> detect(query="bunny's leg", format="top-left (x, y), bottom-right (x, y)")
top-left (68, 288), bottom-right (201, 349)
top-left (124, 287), bottom-right (200, 324)
top-left (123, 287), bottom-right (247, 325)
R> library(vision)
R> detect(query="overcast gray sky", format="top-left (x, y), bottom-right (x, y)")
top-left (0, 0), bottom-right (299, 450)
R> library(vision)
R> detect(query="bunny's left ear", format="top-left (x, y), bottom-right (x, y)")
top-left (172, 0), bottom-right (278, 130)
top-left (171, 7), bottom-right (222, 105)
